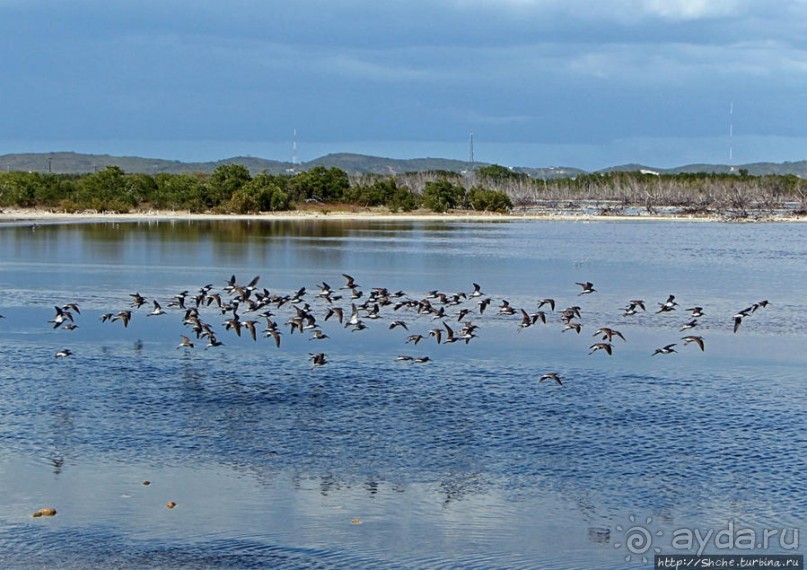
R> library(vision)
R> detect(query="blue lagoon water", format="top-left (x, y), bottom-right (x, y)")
top-left (0, 218), bottom-right (805, 568)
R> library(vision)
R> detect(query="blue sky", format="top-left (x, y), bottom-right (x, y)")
top-left (2, 0), bottom-right (807, 170)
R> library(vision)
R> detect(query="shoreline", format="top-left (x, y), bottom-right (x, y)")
top-left (1, 206), bottom-right (805, 224)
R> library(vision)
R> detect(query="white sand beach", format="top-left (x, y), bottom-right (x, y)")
top-left (2, 206), bottom-right (802, 224)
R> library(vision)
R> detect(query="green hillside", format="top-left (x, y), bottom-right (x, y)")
top-left (2, 151), bottom-right (806, 178)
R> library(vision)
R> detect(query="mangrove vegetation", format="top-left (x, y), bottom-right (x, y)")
top-left (1, 163), bottom-right (805, 218)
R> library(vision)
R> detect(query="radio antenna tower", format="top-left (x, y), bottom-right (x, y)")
top-left (469, 131), bottom-right (475, 170)
top-left (292, 129), bottom-right (298, 166)
top-left (728, 103), bottom-right (734, 168)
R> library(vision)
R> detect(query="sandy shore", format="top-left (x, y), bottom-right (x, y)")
top-left (0, 207), bottom-right (803, 224)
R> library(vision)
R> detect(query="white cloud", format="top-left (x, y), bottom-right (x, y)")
top-left (461, 109), bottom-right (536, 126)
top-left (641, 0), bottom-right (748, 20)
top-left (322, 53), bottom-right (432, 82)
top-left (447, 0), bottom-right (749, 21)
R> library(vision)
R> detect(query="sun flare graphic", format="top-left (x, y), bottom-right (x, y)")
top-left (614, 515), bottom-right (665, 563)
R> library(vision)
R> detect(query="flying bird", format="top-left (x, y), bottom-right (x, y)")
top-left (576, 281), bottom-right (596, 295)
top-left (49, 306), bottom-right (74, 329)
top-left (656, 295), bottom-right (678, 313)
top-left (129, 292), bottom-right (147, 308)
top-left (594, 327), bottom-right (625, 342)
top-left (687, 306), bottom-right (705, 318)
top-left (176, 335), bottom-right (195, 349)
top-left (340, 274), bottom-right (360, 289)
top-left (753, 300), bottom-right (769, 311)
top-left (111, 310), bottom-right (132, 327)
top-left (680, 319), bottom-right (699, 331)
top-left (325, 306), bottom-right (344, 324)
top-left (628, 299), bottom-right (646, 311)
top-left (147, 301), bottom-right (166, 317)
top-left (518, 309), bottom-right (533, 331)
top-left (562, 322), bottom-right (582, 334)
top-left (681, 335), bottom-right (705, 351)
top-left (539, 372), bottom-right (563, 386)
top-left (265, 329), bottom-right (282, 348)
top-left (442, 321), bottom-right (459, 344)
top-left (245, 275), bottom-right (261, 291)
top-left (652, 344), bottom-right (677, 356)
top-left (62, 303), bottom-right (81, 315)
top-left (732, 305), bottom-right (755, 333)
top-left (243, 320), bottom-right (258, 341)
top-left (537, 298), bottom-right (556, 311)
top-left (309, 352), bottom-right (328, 368)
top-left (589, 342), bottom-right (613, 355)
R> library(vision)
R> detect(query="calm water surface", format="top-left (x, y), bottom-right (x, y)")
top-left (0, 219), bottom-right (805, 568)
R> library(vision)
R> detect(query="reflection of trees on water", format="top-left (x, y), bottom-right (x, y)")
top-left (16, 219), bottom-right (455, 242)
top-left (283, 472), bottom-right (491, 508)
top-left (11, 321), bottom-right (730, 538)
top-left (587, 526), bottom-right (610, 544)
top-left (49, 455), bottom-right (65, 475)
top-left (438, 471), bottom-right (487, 507)
top-left (44, 380), bottom-right (78, 477)
top-left (167, 360), bottom-right (502, 507)
top-left (364, 479), bottom-right (379, 497)
top-left (46, 405), bottom-right (73, 476)
top-left (4, 220), bottom-right (468, 276)
top-left (11, 219), bottom-right (459, 246)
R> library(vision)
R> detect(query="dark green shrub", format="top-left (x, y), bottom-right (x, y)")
top-left (288, 166), bottom-right (349, 202)
top-left (228, 173), bottom-right (291, 212)
top-left (387, 186), bottom-right (420, 212)
top-left (74, 166), bottom-right (136, 212)
top-left (465, 186), bottom-right (512, 213)
top-left (207, 164), bottom-right (251, 208)
top-left (152, 173), bottom-right (206, 212)
top-left (422, 178), bottom-right (465, 212)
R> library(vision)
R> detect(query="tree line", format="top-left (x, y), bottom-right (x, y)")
top-left (0, 164), bottom-right (513, 214)
top-left (0, 162), bottom-right (804, 217)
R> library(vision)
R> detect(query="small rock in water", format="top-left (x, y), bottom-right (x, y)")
top-left (32, 507), bottom-right (57, 517)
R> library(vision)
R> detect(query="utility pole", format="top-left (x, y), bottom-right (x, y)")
top-left (729, 102), bottom-right (734, 171)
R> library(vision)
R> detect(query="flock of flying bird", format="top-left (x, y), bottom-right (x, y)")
top-left (32, 273), bottom-right (771, 386)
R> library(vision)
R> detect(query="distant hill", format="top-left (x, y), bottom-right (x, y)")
top-left (666, 161), bottom-right (807, 176)
top-left (600, 161), bottom-right (807, 177)
top-left (598, 163), bottom-right (657, 174)
top-left (518, 166), bottom-right (587, 179)
top-left (1, 151), bottom-right (806, 178)
top-left (0, 152), bottom-right (293, 176)
top-left (0, 151), bottom-right (475, 176)
top-left (306, 152), bottom-right (476, 175)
